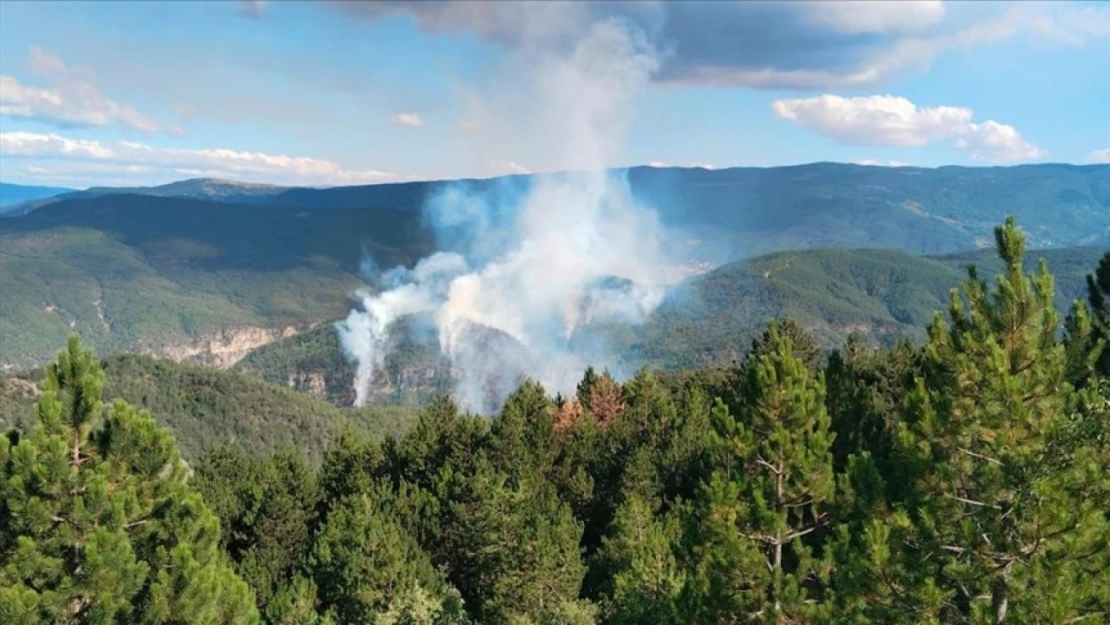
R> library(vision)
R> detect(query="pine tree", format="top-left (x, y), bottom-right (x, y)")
top-left (1085, 251), bottom-right (1110, 377)
top-left (441, 457), bottom-right (585, 625)
top-left (192, 445), bottom-right (320, 616)
top-left (598, 494), bottom-right (684, 625)
top-left (0, 335), bottom-right (259, 624)
top-left (307, 494), bottom-right (459, 624)
top-left (688, 322), bottom-right (836, 623)
top-left (890, 217), bottom-right (1110, 622)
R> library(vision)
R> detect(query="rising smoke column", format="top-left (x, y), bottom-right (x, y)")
top-left (338, 16), bottom-right (682, 412)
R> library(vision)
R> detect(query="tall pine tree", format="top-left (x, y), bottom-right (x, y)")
top-left (0, 335), bottom-right (259, 624)
top-left (1086, 251), bottom-right (1110, 377)
top-left (686, 321), bottom-right (836, 623)
top-left (888, 217), bottom-right (1110, 623)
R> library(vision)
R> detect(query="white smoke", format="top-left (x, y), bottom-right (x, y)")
top-left (338, 16), bottom-right (683, 412)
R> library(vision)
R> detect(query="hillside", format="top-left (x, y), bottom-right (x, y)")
top-left (231, 246), bottom-right (1103, 405)
top-left (2, 163), bottom-right (1106, 370)
top-left (0, 353), bottom-right (420, 463)
top-left (0, 182), bottom-right (74, 211)
top-left (633, 245), bottom-right (1101, 368)
top-left (0, 193), bottom-right (433, 369)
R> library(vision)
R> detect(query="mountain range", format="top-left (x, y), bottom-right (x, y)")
top-left (1, 162), bottom-right (1107, 384)
top-left (0, 182), bottom-right (74, 210)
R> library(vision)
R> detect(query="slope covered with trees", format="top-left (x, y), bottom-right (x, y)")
top-left (2, 163), bottom-right (1107, 370)
top-left (3, 217), bottom-right (1106, 623)
top-left (231, 246), bottom-right (1100, 405)
top-left (0, 355), bottom-right (421, 464)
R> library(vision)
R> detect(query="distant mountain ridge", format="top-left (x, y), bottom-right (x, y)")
top-left (5, 162), bottom-right (1106, 252)
top-left (0, 182), bottom-right (74, 211)
top-left (0, 177), bottom-right (291, 216)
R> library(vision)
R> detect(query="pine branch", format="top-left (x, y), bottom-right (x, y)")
top-left (945, 493), bottom-right (1002, 509)
top-left (956, 446), bottom-right (1003, 466)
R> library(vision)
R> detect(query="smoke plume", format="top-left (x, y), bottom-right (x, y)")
top-left (338, 16), bottom-right (682, 412)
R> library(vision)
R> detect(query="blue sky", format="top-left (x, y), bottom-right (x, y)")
top-left (0, 0), bottom-right (1107, 189)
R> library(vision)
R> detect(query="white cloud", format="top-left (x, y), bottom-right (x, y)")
top-left (486, 159), bottom-right (529, 175)
top-left (0, 131), bottom-right (404, 186)
top-left (460, 120), bottom-right (479, 133)
top-left (647, 160), bottom-right (669, 168)
top-left (954, 121), bottom-right (1047, 163)
top-left (856, 159), bottom-right (912, 167)
top-left (0, 47), bottom-right (181, 136)
top-left (26, 46), bottom-right (68, 77)
top-left (1087, 147), bottom-right (1110, 164)
top-left (805, 1), bottom-right (946, 35)
top-left (773, 94), bottom-right (1044, 163)
top-left (390, 112), bottom-right (424, 127)
top-left (772, 94), bottom-right (973, 146)
top-left (689, 163), bottom-right (715, 170)
top-left (240, 0), bottom-right (267, 19)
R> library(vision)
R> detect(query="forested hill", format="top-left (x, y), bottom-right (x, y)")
top-left (0, 353), bottom-right (419, 464)
top-left (233, 245), bottom-right (1102, 407)
top-left (2, 162), bottom-right (1107, 370)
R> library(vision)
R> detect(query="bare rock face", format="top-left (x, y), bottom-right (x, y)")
top-left (149, 323), bottom-right (314, 369)
top-left (286, 371), bottom-right (328, 397)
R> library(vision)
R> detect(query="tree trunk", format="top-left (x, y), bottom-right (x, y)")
top-left (992, 560), bottom-right (1013, 624)
top-left (774, 463), bottom-right (784, 624)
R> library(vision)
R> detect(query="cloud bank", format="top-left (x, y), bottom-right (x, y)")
top-left (321, 1), bottom-right (1109, 90)
top-left (772, 94), bottom-right (1046, 163)
top-left (0, 131), bottom-right (402, 187)
top-left (0, 47), bottom-right (181, 136)
top-left (337, 16), bottom-right (683, 412)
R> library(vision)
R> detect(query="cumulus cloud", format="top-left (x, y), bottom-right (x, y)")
top-left (804, 1), bottom-right (946, 34)
top-left (324, 1), bottom-right (1109, 90)
top-left (1087, 147), bottom-right (1110, 164)
top-left (0, 131), bottom-right (404, 187)
top-left (390, 112), bottom-right (424, 127)
top-left (773, 94), bottom-right (1044, 163)
top-left (857, 159), bottom-right (912, 167)
top-left (0, 47), bottom-right (181, 136)
top-left (240, 0), bottom-right (267, 19)
top-left (954, 121), bottom-right (1047, 163)
top-left (772, 95), bottom-right (972, 146)
top-left (486, 160), bottom-right (529, 175)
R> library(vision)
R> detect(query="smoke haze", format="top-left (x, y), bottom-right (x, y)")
top-left (338, 16), bottom-right (684, 412)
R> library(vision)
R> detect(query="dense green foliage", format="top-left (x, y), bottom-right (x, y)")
top-left (0, 355), bottom-right (421, 464)
top-left (75, 217), bottom-right (1096, 624)
top-left (3, 212), bottom-right (1107, 622)
top-left (3, 163), bottom-right (1107, 370)
top-left (0, 337), bottom-right (260, 623)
